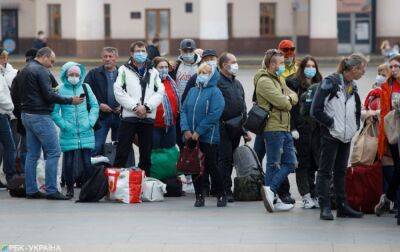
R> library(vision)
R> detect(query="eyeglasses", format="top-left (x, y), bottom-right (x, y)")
top-left (280, 47), bottom-right (296, 53)
top-left (390, 65), bottom-right (400, 69)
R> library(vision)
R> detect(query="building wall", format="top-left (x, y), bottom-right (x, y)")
top-left (376, 0), bottom-right (400, 50)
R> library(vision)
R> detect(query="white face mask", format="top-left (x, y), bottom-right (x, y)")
top-left (375, 75), bottom-right (386, 85)
top-left (68, 76), bottom-right (80, 85)
top-left (228, 63), bottom-right (239, 75)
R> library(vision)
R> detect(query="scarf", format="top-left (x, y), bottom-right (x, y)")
top-left (162, 75), bottom-right (179, 128)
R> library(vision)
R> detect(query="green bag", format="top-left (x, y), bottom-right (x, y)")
top-left (233, 174), bottom-right (263, 201)
top-left (150, 147), bottom-right (179, 180)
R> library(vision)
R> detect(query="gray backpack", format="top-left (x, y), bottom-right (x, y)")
top-left (233, 144), bottom-right (264, 177)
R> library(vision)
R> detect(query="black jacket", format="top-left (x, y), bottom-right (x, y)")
top-left (20, 60), bottom-right (71, 115)
top-left (218, 73), bottom-right (246, 122)
top-left (84, 65), bottom-right (119, 119)
top-left (32, 39), bottom-right (47, 50)
top-left (147, 45), bottom-right (160, 61)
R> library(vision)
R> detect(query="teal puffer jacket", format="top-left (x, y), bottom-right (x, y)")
top-left (51, 62), bottom-right (99, 152)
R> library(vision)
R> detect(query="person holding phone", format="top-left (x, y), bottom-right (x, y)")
top-left (51, 62), bottom-right (99, 199)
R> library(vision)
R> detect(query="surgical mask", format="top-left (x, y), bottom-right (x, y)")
top-left (207, 60), bottom-right (217, 68)
top-left (304, 67), bottom-right (317, 79)
top-left (228, 63), bottom-right (239, 76)
top-left (68, 76), bottom-right (80, 85)
top-left (375, 74), bottom-right (386, 85)
top-left (275, 64), bottom-right (286, 76)
top-left (284, 57), bottom-right (294, 65)
top-left (133, 52), bottom-right (148, 64)
top-left (159, 68), bottom-right (169, 80)
top-left (181, 53), bottom-right (195, 63)
top-left (196, 74), bottom-right (209, 84)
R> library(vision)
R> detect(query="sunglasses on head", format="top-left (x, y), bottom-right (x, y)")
top-left (265, 49), bottom-right (284, 65)
top-left (281, 47), bottom-right (296, 53)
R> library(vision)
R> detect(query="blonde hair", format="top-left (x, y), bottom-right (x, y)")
top-left (197, 62), bottom-right (212, 75)
top-left (0, 49), bottom-right (9, 58)
top-left (378, 63), bottom-right (390, 76)
top-left (380, 40), bottom-right (390, 50)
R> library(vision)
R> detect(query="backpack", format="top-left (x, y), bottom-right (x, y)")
top-left (299, 83), bottom-right (319, 117)
top-left (76, 164), bottom-right (108, 202)
top-left (233, 144), bottom-right (265, 201)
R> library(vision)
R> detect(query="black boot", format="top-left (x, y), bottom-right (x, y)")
top-left (66, 186), bottom-right (74, 199)
top-left (194, 194), bottom-right (205, 207)
top-left (226, 190), bottom-right (234, 203)
top-left (337, 202), bottom-right (363, 218)
top-left (217, 194), bottom-right (227, 207)
top-left (320, 206), bottom-right (334, 220)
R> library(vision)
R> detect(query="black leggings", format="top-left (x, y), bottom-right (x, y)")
top-left (387, 144), bottom-right (400, 202)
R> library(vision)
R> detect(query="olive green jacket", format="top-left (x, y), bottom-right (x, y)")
top-left (254, 69), bottom-right (298, 132)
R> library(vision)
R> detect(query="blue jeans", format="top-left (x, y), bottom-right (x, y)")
top-left (93, 114), bottom-right (120, 156)
top-left (21, 113), bottom-right (61, 195)
top-left (0, 114), bottom-right (16, 182)
top-left (264, 131), bottom-right (297, 194)
top-left (152, 126), bottom-right (176, 149)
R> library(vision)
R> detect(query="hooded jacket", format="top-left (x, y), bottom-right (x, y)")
top-left (311, 73), bottom-right (361, 143)
top-left (254, 69), bottom-right (298, 132)
top-left (1, 63), bottom-right (17, 88)
top-left (180, 69), bottom-right (225, 144)
top-left (51, 62), bottom-right (99, 152)
top-left (171, 54), bottom-right (201, 100)
top-left (0, 73), bottom-right (13, 116)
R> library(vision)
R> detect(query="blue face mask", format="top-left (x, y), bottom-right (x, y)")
top-left (181, 53), bottom-right (195, 63)
top-left (275, 64), bottom-right (286, 76)
top-left (133, 52), bottom-right (148, 64)
top-left (304, 67), bottom-right (317, 79)
top-left (158, 68), bottom-right (169, 79)
top-left (196, 74), bottom-right (209, 85)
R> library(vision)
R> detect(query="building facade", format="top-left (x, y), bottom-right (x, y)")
top-left (0, 0), bottom-right (398, 57)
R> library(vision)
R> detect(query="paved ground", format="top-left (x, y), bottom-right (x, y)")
top-left (1, 66), bottom-right (399, 252)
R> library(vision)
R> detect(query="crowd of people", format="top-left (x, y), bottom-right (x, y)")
top-left (0, 37), bottom-right (399, 224)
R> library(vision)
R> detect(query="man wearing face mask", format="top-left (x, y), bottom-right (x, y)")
top-left (217, 52), bottom-right (251, 202)
top-left (113, 41), bottom-right (164, 176)
top-left (256, 49), bottom-right (298, 213)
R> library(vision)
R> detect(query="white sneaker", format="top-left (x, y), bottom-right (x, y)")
top-left (274, 198), bottom-right (294, 211)
top-left (302, 193), bottom-right (316, 209)
top-left (261, 186), bottom-right (275, 213)
top-left (313, 197), bottom-right (320, 208)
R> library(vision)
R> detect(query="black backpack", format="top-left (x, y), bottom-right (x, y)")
top-left (76, 164), bottom-right (108, 202)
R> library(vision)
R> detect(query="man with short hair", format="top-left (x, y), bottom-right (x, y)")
top-left (256, 49), bottom-right (298, 213)
top-left (85, 47), bottom-right (121, 155)
top-left (20, 47), bottom-right (84, 200)
top-left (113, 41), bottom-right (164, 175)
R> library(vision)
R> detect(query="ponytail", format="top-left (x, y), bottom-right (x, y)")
top-left (337, 53), bottom-right (367, 74)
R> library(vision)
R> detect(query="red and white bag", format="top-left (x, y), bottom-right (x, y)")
top-left (105, 168), bottom-right (145, 204)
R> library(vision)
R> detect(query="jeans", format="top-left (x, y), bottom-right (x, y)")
top-left (22, 113), bottom-right (61, 195)
top-left (114, 121), bottom-right (153, 176)
top-left (218, 126), bottom-right (241, 192)
top-left (192, 142), bottom-right (224, 196)
top-left (316, 127), bottom-right (351, 207)
top-left (263, 131), bottom-right (297, 194)
top-left (93, 114), bottom-right (120, 156)
top-left (152, 126), bottom-right (177, 149)
top-left (0, 114), bottom-right (16, 182)
top-left (63, 149), bottom-right (93, 188)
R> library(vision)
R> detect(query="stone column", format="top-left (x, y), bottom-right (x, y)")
top-left (309, 0), bottom-right (337, 56)
top-left (198, 0), bottom-right (228, 53)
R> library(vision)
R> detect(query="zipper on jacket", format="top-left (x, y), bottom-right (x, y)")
top-left (192, 88), bottom-right (202, 132)
top-left (73, 86), bottom-right (82, 149)
top-left (206, 100), bottom-right (209, 115)
top-left (210, 125), bottom-right (215, 145)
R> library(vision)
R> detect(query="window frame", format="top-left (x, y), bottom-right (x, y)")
top-left (259, 2), bottom-right (276, 37)
top-left (48, 4), bottom-right (62, 39)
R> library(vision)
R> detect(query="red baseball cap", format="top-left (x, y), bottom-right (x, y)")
top-left (278, 40), bottom-right (295, 57)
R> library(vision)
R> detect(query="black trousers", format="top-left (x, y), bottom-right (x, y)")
top-left (114, 121), bottom-right (153, 176)
top-left (316, 127), bottom-right (351, 207)
top-left (295, 126), bottom-right (320, 197)
top-left (193, 142), bottom-right (224, 197)
top-left (218, 126), bottom-right (241, 193)
top-left (387, 143), bottom-right (400, 202)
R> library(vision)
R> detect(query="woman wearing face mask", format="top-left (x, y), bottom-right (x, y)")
top-left (286, 56), bottom-right (323, 209)
top-left (152, 57), bottom-right (179, 149)
top-left (180, 63), bottom-right (226, 207)
top-left (51, 62), bottom-right (99, 199)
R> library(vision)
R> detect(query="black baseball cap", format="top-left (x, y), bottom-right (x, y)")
top-left (180, 39), bottom-right (196, 50)
top-left (202, 49), bottom-right (217, 58)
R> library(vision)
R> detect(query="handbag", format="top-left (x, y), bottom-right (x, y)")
top-left (82, 84), bottom-right (102, 131)
top-left (350, 121), bottom-right (378, 166)
top-left (223, 115), bottom-right (245, 139)
top-left (176, 140), bottom-right (205, 175)
top-left (243, 104), bottom-right (270, 135)
top-left (141, 177), bottom-right (167, 202)
top-left (384, 110), bottom-right (400, 144)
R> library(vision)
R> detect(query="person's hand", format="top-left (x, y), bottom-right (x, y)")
top-left (113, 106), bottom-right (121, 114)
top-left (100, 103), bottom-right (113, 113)
top-left (71, 96), bottom-right (84, 105)
top-left (134, 105), bottom-right (147, 118)
top-left (192, 132), bottom-right (200, 141)
top-left (184, 131), bottom-right (192, 140)
top-left (291, 130), bottom-right (300, 140)
top-left (243, 132), bottom-right (252, 142)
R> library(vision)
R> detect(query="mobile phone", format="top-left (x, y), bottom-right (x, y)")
top-left (80, 93), bottom-right (86, 98)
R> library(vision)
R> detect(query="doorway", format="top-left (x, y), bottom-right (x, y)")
top-left (145, 9), bottom-right (170, 56)
top-left (1, 9), bottom-right (18, 54)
